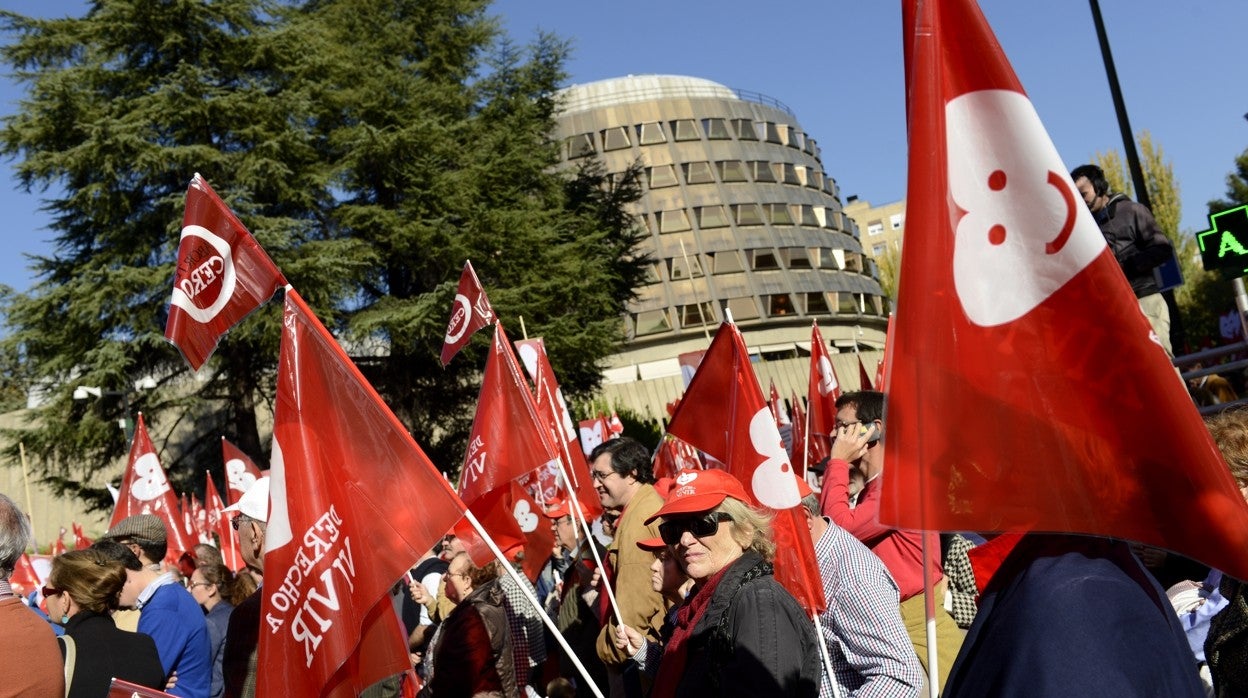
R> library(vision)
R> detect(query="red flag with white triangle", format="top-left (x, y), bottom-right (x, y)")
top-left (882, 0), bottom-right (1248, 579)
top-left (204, 474), bottom-right (245, 571)
top-left (11, 553), bottom-right (42, 594)
top-left (806, 323), bottom-right (838, 463)
top-left (261, 289), bottom-right (462, 697)
top-left (72, 523), bottom-right (92, 550)
top-left (110, 414), bottom-right (192, 566)
top-left (165, 173), bottom-right (286, 371)
top-left (666, 322), bottom-right (826, 615)
top-left (222, 438), bottom-right (263, 506)
top-left (52, 529), bottom-right (67, 556)
top-left (440, 261), bottom-right (496, 367)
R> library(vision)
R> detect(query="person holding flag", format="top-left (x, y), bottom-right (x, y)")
top-left (542, 499), bottom-right (609, 698)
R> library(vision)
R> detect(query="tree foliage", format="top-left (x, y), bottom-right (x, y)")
top-left (0, 0), bottom-right (648, 505)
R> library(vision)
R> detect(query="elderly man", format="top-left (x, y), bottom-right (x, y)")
top-left (98, 514), bottom-right (211, 698)
top-left (0, 493), bottom-right (64, 696)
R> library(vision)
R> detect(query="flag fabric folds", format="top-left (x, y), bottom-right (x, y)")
top-left (666, 322), bottom-right (826, 615)
top-left (72, 522), bottom-right (92, 550)
top-left (652, 436), bottom-right (703, 481)
top-left (261, 289), bottom-right (465, 697)
top-left (806, 323), bottom-right (839, 470)
top-left (883, 0), bottom-right (1248, 579)
top-left (204, 475), bottom-right (245, 571)
top-left (165, 174), bottom-right (286, 371)
top-left (440, 261), bottom-right (496, 367)
top-left (222, 438), bottom-right (264, 506)
top-left (110, 414), bottom-right (192, 566)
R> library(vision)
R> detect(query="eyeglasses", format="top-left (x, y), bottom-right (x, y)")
top-left (42, 586), bottom-right (64, 599)
top-left (231, 514), bottom-right (247, 531)
top-left (834, 420), bottom-right (864, 430)
top-left (658, 512), bottom-right (733, 545)
top-left (446, 571), bottom-right (471, 581)
top-left (590, 469), bottom-right (617, 483)
top-left (187, 581), bottom-right (212, 589)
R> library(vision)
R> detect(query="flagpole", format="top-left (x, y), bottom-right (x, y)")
top-left (461, 507), bottom-right (606, 698)
top-left (679, 240), bottom-right (712, 343)
top-left (519, 315), bottom-right (528, 340)
top-left (922, 534), bottom-right (939, 698)
top-left (812, 613), bottom-right (843, 698)
top-left (19, 442), bottom-right (38, 553)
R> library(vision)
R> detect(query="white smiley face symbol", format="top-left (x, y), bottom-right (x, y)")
top-left (816, 355), bottom-right (838, 397)
top-left (129, 452), bottom-right (171, 502)
top-left (748, 408), bottom-right (799, 510)
top-left (513, 499), bottom-right (539, 533)
top-left (948, 89), bottom-right (1106, 327)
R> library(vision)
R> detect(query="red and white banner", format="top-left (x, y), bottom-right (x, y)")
top-left (666, 322), bottom-right (826, 615)
top-left (222, 438), bottom-right (263, 506)
top-left (578, 416), bottom-right (611, 458)
top-left (262, 289), bottom-right (464, 697)
top-left (652, 437), bottom-right (703, 482)
top-left (459, 324), bottom-right (561, 508)
top-left (204, 474), bottom-right (245, 571)
top-left (110, 414), bottom-right (192, 566)
top-left (165, 174), bottom-right (286, 371)
top-left (52, 529), bottom-right (67, 557)
top-left (882, 0), bottom-right (1248, 579)
top-left (455, 482), bottom-right (553, 583)
top-left (72, 522), bottom-right (93, 550)
top-left (805, 323), bottom-right (838, 466)
top-left (440, 261), bottom-right (496, 367)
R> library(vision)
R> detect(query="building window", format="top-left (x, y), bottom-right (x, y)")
top-left (837, 292), bottom-right (860, 315)
top-left (796, 205), bottom-right (820, 227)
top-left (681, 302), bottom-right (716, 328)
top-left (670, 119), bottom-right (700, 141)
top-left (766, 204), bottom-right (793, 226)
top-left (762, 122), bottom-right (783, 144)
top-left (566, 133), bottom-right (595, 159)
top-left (702, 118), bottom-right (731, 140)
top-left (658, 209), bottom-right (691, 233)
top-left (634, 309), bottom-right (672, 336)
top-left (872, 243), bottom-right (888, 256)
top-left (601, 126), bottom-right (631, 151)
top-left (805, 292), bottom-right (830, 315)
top-left (682, 161), bottom-right (715, 185)
top-left (668, 256), bottom-right (704, 280)
top-left (766, 293), bottom-right (795, 316)
top-left (732, 118), bottom-right (758, 140)
top-left (732, 204), bottom-right (764, 226)
top-left (751, 249), bottom-right (780, 271)
top-left (646, 165), bottom-right (678, 189)
top-left (643, 263), bottom-right (661, 283)
top-left (696, 205), bottom-right (729, 229)
top-left (867, 221), bottom-right (885, 236)
top-left (726, 297), bottom-right (760, 320)
top-left (772, 163), bottom-right (801, 185)
top-left (804, 137), bottom-right (818, 156)
top-left (806, 170), bottom-right (823, 189)
top-left (716, 160), bottom-right (749, 183)
top-left (713, 251), bottom-right (744, 274)
top-left (750, 161), bottom-right (776, 183)
top-left (783, 248), bottom-right (812, 269)
top-left (784, 126), bottom-right (802, 149)
top-left (636, 122), bottom-right (667, 145)
top-left (890, 213), bottom-right (905, 229)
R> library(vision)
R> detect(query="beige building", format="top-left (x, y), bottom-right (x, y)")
top-left (554, 75), bottom-right (887, 420)
top-left (844, 197), bottom-right (907, 261)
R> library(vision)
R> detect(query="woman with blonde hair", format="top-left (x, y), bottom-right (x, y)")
top-left (45, 548), bottom-right (165, 698)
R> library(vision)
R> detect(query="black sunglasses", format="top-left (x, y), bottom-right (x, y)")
top-left (658, 512), bottom-right (733, 545)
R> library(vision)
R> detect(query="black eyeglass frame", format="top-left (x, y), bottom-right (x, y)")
top-left (658, 512), bottom-right (733, 545)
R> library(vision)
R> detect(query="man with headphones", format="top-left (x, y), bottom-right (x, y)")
top-left (819, 390), bottom-right (963, 693)
top-left (1071, 164), bottom-right (1176, 356)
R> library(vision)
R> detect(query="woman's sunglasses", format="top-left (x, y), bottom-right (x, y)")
top-left (658, 512), bottom-right (733, 545)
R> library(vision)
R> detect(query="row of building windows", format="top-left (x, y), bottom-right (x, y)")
top-left (630, 292), bottom-right (885, 337)
top-left (656, 246), bottom-right (865, 279)
top-left (647, 203), bottom-right (850, 235)
top-left (566, 117), bottom-right (820, 160)
top-left (865, 213), bottom-right (905, 236)
top-left (645, 160), bottom-right (837, 197)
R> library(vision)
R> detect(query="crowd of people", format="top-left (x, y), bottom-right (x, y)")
top-left (2, 391), bottom-right (1248, 697)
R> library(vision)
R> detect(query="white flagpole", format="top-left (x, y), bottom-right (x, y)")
top-left (812, 613), bottom-right (843, 698)
top-left (922, 533), bottom-right (939, 698)
top-left (462, 507), bottom-right (606, 698)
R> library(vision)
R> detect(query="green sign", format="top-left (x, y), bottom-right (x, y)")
top-left (1198, 204), bottom-right (1248, 272)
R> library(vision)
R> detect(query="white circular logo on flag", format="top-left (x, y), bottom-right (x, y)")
top-left (748, 408), bottom-right (799, 509)
top-left (444, 295), bottom-right (473, 344)
top-left (513, 499), bottom-right (539, 533)
top-left (129, 453), bottom-right (171, 502)
top-left (170, 225), bottom-right (238, 324)
top-left (226, 458), bottom-right (256, 493)
top-left (947, 89), bottom-right (1105, 326)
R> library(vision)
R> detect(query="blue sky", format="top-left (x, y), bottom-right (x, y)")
top-left (2, 0), bottom-right (1245, 296)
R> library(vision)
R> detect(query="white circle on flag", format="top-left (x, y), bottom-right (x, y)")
top-left (444, 294), bottom-right (473, 344)
top-left (169, 224), bottom-right (238, 324)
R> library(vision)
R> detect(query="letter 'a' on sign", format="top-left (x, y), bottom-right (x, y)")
top-left (1197, 204), bottom-right (1248, 273)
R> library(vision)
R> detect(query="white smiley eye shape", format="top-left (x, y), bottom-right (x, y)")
top-left (748, 408), bottom-right (799, 510)
top-left (130, 453), bottom-right (171, 502)
top-left (513, 499), bottom-right (538, 533)
top-left (816, 355), bottom-right (837, 397)
top-left (947, 89), bottom-right (1106, 327)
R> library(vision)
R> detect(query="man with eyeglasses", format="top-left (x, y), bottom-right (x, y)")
top-left (819, 390), bottom-right (962, 694)
top-left (220, 476), bottom-right (269, 698)
top-left (588, 437), bottom-right (671, 698)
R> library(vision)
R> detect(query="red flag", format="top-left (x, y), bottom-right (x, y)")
top-left (876, 315), bottom-right (895, 392)
top-left (882, 0), bottom-right (1248, 579)
top-left (768, 380), bottom-right (791, 427)
top-left (110, 414), bottom-right (192, 566)
top-left (10, 553), bottom-right (42, 595)
top-left (513, 338), bottom-right (603, 520)
top-left (165, 173), bottom-right (286, 371)
top-left (440, 261), bottom-right (496, 367)
top-left (652, 437), bottom-right (703, 481)
top-left (666, 322), bottom-right (826, 615)
top-left (262, 289), bottom-right (463, 697)
top-left (71, 523), bottom-right (93, 550)
top-left (788, 392), bottom-right (815, 478)
top-left (222, 438), bottom-right (263, 506)
top-left (607, 410), bottom-right (624, 438)
top-left (455, 483), bottom-right (552, 583)
top-left (459, 324), bottom-right (562, 507)
top-left (806, 323), bottom-right (838, 464)
top-left (857, 356), bottom-right (873, 391)
top-left (578, 417), bottom-right (609, 457)
top-left (190, 494), bottom-right (210, 544)
top-left (204, 474), bottom-right (245, 571)
top-left (52, 529), bottom-right (67, 556)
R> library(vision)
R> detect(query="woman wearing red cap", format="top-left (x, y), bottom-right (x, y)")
top-left (636, 469), bottom-right (820, 697)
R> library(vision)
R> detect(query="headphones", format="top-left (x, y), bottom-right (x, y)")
top-left (1072, 164), bottom-right (1109, 197)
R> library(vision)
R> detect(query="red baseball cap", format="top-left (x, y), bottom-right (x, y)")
top-left (645, 469), bottom-right (750, 524)
top-left (542, 498), bottom-right (592, 520)
top-left (636, 537), bottom-right (666, 552)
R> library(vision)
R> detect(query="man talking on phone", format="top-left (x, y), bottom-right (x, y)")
top-left (819, 390), bottom-right (962, 693)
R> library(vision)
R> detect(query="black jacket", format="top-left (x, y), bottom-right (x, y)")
top-left (1096, 194), bottom-right (1173, 298)
top-left (59, 611), bottom-right (166, 698)
top-left (672, 550), bottom-right (819, 698)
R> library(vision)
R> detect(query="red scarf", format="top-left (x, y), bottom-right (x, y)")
top-left (650, 563), bottom-right (733, 698)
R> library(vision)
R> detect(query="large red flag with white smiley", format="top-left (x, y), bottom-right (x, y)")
top-left (667, 322), bottom-right (825, 615)
top-left (109, 414), bottom-right (192, 567)
top-left (881, 0), bottom-right (1248, 579)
